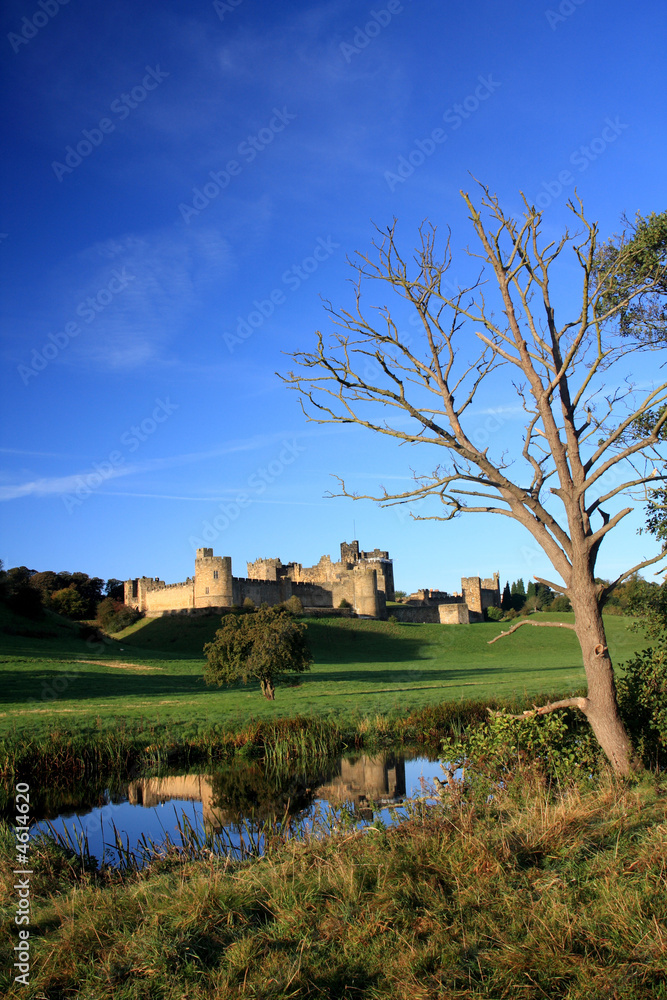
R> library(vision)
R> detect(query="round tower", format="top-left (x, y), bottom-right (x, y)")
top-left (353, 566), bottom-right (379, 617)
top-left (194, 549), bottom-right (233, 607)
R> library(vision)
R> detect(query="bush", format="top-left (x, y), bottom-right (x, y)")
top-left (338, 598), bottom-right (352, 609)
top-left (618, 639), bottom-right (667, 766)
top-left (242, 597), bottom-right (256, 610)
top-left (281, 595), bottom-right (304, 615)
top-left (5, 583), bottom-right (44, 619)
top-left (441, 709), bottom-right (601, 792)
top-left (97, 598), bottom-right (143, 633)
top-left (549, 595), bottom-right (572, 613)
top-left (485, 606), bottom-right (504, 621)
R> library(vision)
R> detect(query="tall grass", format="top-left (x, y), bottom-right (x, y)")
top-left (1, 692), bottom-right (579, 780)
top-left (2, 770), bottom-right (665, 999)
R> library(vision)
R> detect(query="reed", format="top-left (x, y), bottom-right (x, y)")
top-left (2, 771), bottom-right (665, 999)
top-left (0, 692), bottom-right (586, 784)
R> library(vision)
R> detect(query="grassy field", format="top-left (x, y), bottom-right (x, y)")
top-left (0, 604), bottom-right (645, 745)
top-left (1, 771), bottom-right (665, 999)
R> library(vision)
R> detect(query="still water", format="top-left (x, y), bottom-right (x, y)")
top-left (29, 752), bottom-right (445, 866)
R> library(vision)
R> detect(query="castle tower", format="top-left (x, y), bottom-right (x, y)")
top-left (194, 549), bottom-right (233, 607)
top-left (353, 565), bottom-right (382, 617)
top-left (340, 540), bottom-right (360, 564)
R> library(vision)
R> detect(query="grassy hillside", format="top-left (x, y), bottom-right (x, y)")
top-left (0, 606), bottom-right (646, 743)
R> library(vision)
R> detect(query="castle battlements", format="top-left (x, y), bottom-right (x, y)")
top-left (124, 541), bottom-right (500, 623)
top-left (125, 541), bottom-right (390, 618)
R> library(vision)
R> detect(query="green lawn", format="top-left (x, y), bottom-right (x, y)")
top-left (0, 606), bottom-right (646, 742)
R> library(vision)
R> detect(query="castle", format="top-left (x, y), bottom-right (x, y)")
top-left (124, 540), bottom-right (500, 622)
top-left (125, 541), bottom-right (393, 618)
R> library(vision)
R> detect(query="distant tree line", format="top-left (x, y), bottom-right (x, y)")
top-left (0, 563), bottom-right (125, 621)
top-left (492, 574), bottom-right (654, 620)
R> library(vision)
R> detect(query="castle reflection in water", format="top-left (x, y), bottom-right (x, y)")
top-left (127, 755), bottom-right (407, 830)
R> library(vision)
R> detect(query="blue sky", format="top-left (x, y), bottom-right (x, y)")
top-left (1, 0), bottom-right (665, 595)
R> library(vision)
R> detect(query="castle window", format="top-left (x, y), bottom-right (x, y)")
top-left (205, 587), bottom-right (209, 594)
top-left (213, 570), bottom-right (218, 579)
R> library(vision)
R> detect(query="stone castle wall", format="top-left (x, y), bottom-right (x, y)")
top-left (461, 573), bottom-right (500, 614)
top-left (125, 542), bottom-right (386, 618)
top-left (124, 541), bottom-right (495, 624)
top-left (247, 542), bottom-right (395, 603)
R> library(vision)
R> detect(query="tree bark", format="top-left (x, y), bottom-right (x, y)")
top-left (261, 678), bottom-right (275, 700)
top-left (569, 578), bottom-right (636, 775)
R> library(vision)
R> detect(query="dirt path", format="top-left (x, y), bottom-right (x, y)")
top-left (74, 660), bottom-right (165, 672)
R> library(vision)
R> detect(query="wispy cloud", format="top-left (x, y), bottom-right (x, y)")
top-left (0, 430), bottom-right (306, 501)
top-left (0, 447), bottom-right (79, 459)
top-left (95, 491), bottom-right (325, 506)
top-left (6, 225), bottom-right (235, 375)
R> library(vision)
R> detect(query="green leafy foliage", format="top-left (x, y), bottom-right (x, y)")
top-left (49, 586), bottom-right (87, 620)
top-left (96, 597), bottom-right (143, 633)
top-left (485, 606), bottom-right (504, 621)
top-left (593, 209), bottom-right (667, 343)
top-left (441, 710), bottom-right (601, 791)
top-left (618, 640), bottom-right (667, 766)
top-left (281, 595), bottom-right (304, 615)
top-left (203, 605), bottom-right (313, 700)
top-left (0, 563), bottom-right (44, 618)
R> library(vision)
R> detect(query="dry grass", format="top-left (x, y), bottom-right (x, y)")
top-left (2, 772), bottom-right (666, 998)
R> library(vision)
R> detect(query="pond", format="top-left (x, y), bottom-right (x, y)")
top-left (24, 751), bottom-right (446, 867)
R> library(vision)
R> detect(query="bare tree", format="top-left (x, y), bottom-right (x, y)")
top-left (282, 186), bottom-right (667, 775)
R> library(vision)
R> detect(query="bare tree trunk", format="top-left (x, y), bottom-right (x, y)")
top-left (261, 678), bottom-right (275, 700)
top-left (569, 578), bottom-right (635, 775)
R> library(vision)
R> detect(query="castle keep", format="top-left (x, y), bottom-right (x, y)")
top-left (124, 540), bottom-right (500, 622)
top-left (124, 541), bottom-right (393, 618)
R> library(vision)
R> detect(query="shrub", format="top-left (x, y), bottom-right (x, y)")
top-left (549, 594), bottom-right (572, 613)
top-left (242, 597), bottom-right (256, 610)
top-left (338, 598), bottom-right (352, 609)
top-left (441, 709), bottom-right (601, 792)
top-left (50, 586), bottom-right (87, 620)
top-left (5, 583), bottom-right (44, 619)
top-left (618, 639), bottom-right (667, 766)
top-left (97, 598), bottom-right (143, 633)
top-left (281, 595), bottom-right (304, 615)
top-left (485, 606), bottom-right (503, 621)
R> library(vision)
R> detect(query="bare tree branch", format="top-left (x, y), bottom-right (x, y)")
top-left (489, 696), bottom-right (589, 720)
top-left (281, 187), bottom-right (667, 774)
top-left (487, 619), bottom-right (577, 644)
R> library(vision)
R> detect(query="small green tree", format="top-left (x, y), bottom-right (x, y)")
top-left (501, 582), bottom-right (512, 611)
top-left (50, 586), bottom-right (87, 620)
top-left (203, 606), bottom-right (312, 700)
